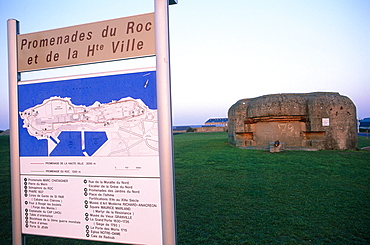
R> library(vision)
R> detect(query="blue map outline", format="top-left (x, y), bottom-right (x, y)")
top-left (18, 71), bottom-right (157, 157)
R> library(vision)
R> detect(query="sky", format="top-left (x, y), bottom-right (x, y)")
top-left (1, 0), bottom-right (370, 130)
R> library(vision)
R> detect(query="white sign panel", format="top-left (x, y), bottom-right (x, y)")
top-left (22, 176), bottom-right (161, 243)
top-left (322, 118), bottom-right (330, 127)
top-left (18, 69), bottom-right (163, 244)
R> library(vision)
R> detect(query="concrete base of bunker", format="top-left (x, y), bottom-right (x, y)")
top-left (228, 92), bottom-right (357, 150)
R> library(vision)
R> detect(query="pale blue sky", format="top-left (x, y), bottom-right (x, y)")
top-left (1, 0), bottom-right (370, 130)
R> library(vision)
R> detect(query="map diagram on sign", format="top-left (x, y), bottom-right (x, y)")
top-left (19, 96), bottom-right (158, 157)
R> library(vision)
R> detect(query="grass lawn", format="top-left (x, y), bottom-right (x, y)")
top-left (1, 133), bottom-right (370, 244)
top-left (0, 135), bottom-right (11, 244)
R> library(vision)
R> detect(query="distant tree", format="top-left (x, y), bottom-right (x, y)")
top-left (186, 127), bottom-right (194, 133)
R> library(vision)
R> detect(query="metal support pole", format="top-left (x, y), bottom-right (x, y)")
top-left (8, 19), bottom-right (23, 245)
top-left (154, 0), bottom-right (177, 244)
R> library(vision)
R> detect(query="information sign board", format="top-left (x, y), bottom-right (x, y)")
top-left (17, 13), bottom-right (155, 72)
top-left (18, 69), bottom-right (162, 244)
top-left (9, 3), bottom-right (176, 244)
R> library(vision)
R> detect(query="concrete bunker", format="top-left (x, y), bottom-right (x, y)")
top-left (228, 92), bottom-right (357, 150)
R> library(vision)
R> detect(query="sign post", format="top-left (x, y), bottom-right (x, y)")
top-left (7, 18), bottom-right (23, 245)
top-left (155, 0), bottom-right (177, 244)
top-left (8, 2), bottom-right (177, 244)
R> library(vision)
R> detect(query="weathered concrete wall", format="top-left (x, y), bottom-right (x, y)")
top-left (228, 99), bottom-right (250, 145)
top-left (228, 92), bottom-right (357, 150)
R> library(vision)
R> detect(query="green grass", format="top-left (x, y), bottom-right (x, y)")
top-left (358, 135), bottom-right (370, 149)
top-left (1, 134), bottom-right (370, 244)
top-left (0, 136), bottom-right (11, 244)
top-left (174, 133), bottom-right (370, 244)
